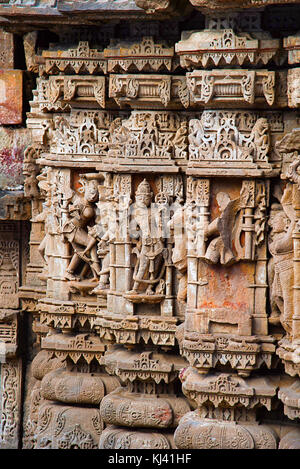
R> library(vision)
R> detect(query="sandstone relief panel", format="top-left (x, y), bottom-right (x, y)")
top-left (1, 2), bottom-right (300, 451)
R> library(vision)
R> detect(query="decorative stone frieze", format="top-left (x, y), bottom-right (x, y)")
top-left (187, 110), bottom-right (282, 176)
top-left (103, 111), bottom-right (189, 171)
top-left (39, 42), bottom-right (107, 76)
top-left (284, 33), bottom-right (300, 64)
top-left (104, 37), bottom-right (178, 73)
top-left (176, 29), bottom-right (281, 69)
top-left (1, 0), bottom-right (300, 451)
top-left (109, 75), bottom-right (189, 109)
top-left (186, 70), bottom-right (276, 107)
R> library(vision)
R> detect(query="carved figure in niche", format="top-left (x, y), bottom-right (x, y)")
top-left (168, 206), bottom-right (187, 303)
top-left (23, 145), bottom-right (42, 218)
top-left (91, 181), bottom-right (117, 295)
top-left (200, 192), bottom-right (242, 266)
top-left (127, 179), bottom-right (166, 298)
top-left (62, 176), bottom-right (101, 282)
top-left (34, 168), bottom-right (62, 280)
top-left (109, 118), bottom-right (130, 145)
top-left (268, 184), bottom-right (295, 336)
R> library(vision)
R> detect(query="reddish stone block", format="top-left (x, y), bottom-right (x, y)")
top-left (0, 30), bottom-right (15, 69)
top-left (0, 70), bottom-right (23, 124)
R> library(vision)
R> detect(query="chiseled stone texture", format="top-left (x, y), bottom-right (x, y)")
top-left (0, 71), bottom-right (23, 125)
top-left (0, 127), bottom-right (30, 190)
top-left (2, 2), bottom-right (300, 450)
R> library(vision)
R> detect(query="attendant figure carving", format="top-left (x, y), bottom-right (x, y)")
top-left (268, 185), bottom-right (295, 335)
top-left (168, 205), bottom-right (187, 303)
top-left (91, 190), bottom-right (117, 295)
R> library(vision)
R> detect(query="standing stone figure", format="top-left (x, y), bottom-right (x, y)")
top-left (168, 205), bottom-right (187, 303)
top-left (268, 185), bottom-right (295, 335)
top-left (62, 178), bottom-right (101, 282)
top-left (128, 179), bottom-right (165, 296)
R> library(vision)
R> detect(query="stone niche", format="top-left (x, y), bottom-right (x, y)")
top-left (0, 0), bottom-right (300, 450)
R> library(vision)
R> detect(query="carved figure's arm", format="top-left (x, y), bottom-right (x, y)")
top-left (205, 217), bottom-right (220, 239)
top-left (275, 220), bottom-right (295, 253)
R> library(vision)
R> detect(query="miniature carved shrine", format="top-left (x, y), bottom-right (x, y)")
top-left (2, 0), bottom-right (300, 450)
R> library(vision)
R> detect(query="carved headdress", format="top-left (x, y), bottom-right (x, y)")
top-left (136, 179), bottom-right (151, 196)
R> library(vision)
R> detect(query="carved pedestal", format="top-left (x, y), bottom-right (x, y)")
top-left (100, 348), bottom-right (190, 449)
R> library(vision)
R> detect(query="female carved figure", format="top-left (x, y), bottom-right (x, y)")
top-left (62, 177), bottom-right (101, 282)
top-left (91, 197), bottom-right (117, 294)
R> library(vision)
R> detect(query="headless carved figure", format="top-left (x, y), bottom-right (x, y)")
top-left (202, 192), bottom-right (240, 265)
top-left (168, 206), bottom-right (187, 303)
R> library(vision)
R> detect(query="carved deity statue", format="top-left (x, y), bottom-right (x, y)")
top-left (90, 185), bottom-right (117, 295)
top-left (127, 179), bottom-right (165, 297)
top-left (268, 185), bottom-right (295, 335)
top-left (62, 177), bottom-right (101, 282)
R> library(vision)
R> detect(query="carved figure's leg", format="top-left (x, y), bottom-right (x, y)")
top-left (38, 235), bottom-right (47, 261)
top-left (177, 270), bottom-right (187, 303)
top-left (65, 252), bottom-right (81, 280)
top-left (131, 256), bottom-right (149, 293)
top-left (204, 237), bottom-right (221, 264)
top-left (280, 268), bottom-right (294, 335)
top-left (146, 253), bottom-right (163, 294)
top-left (92, 253), bottom-right (110, 293)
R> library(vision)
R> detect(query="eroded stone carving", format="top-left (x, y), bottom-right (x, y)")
top-left (287, 69), bottom-right (300, 108)
top-left (39, 42), bottom-right (107, 76)
top-left (268, 184), bottom-right (295, 335)
top-left (186, 70), bottom-right (276, 107)
top-left (176, 29), bottom-right (280, 69)
top-left (104, 37), bottom-right (177, 73)
top-left (8, 3), bottom-right (300, 451)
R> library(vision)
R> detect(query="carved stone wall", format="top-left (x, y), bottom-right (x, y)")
top-left (2, 0), bottom-right (300, 450)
